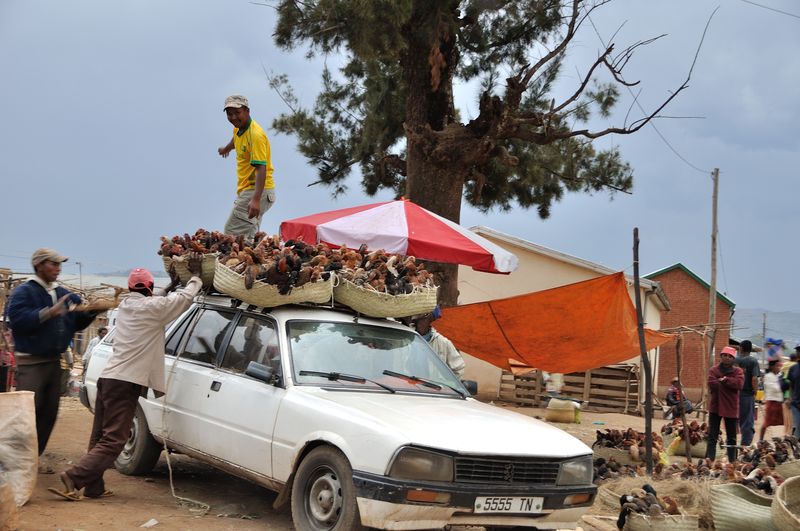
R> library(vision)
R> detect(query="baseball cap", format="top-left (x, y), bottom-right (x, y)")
top-left (128, 268), bottom-right (155, 291)
top-left (223, 94), bottom-right (249, 110)
top-left (720, 346), bottom-right (737, 357)
top-left (31, 248), bottom-right (68, 268)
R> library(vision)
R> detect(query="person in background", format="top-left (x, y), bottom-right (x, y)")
top-left (60, 344), bottom-right (74, 396)
top-left (1, 328), bottom-right (16, 391)
top-left (705, 346), bottom-right (744, 462)
top-left (782, 349), bottom-right (799, 436)
top-left (665, 376), bottom-right (693, 419)
top-left (6, 248), bottom-right (96, 457)
top-left (51, 256), bottom-right (202, 501)
top-left (218, 94), bottom-right (276, 240)
top-left (735, 340), bottom-right (761, 447)
top-left (412, 306), bottom-right (466, 378)
top-left (82, 326), bottom-right (108, 375)
top-left (759, 359), bottom-right (785, 442)
top-left (787, 353), bottom-right (800, 437)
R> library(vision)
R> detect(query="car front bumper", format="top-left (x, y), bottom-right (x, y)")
top-left (352, 470), bottom-right (596, 530)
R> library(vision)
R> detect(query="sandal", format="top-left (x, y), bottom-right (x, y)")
top-left (85, 489), bottom-right (114, 498)
top-left (48, 487), bottom-right (82, 501)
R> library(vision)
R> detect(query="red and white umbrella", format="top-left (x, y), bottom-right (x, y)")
top-left (280, 200), bottom-right (518, 274)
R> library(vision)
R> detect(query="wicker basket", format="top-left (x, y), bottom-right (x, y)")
top-left (663, 433), bottom-right (707, 458)
top-left (162, 253), bottom-right (218, 288)
top-left (593, 446), bottom-right (638, 466)
top-left (776, 460), bottom-right (800, 479)
top-left (623, 513), bottom-right (699, 531)
top-left (710, 483), bottom-right (776, 531)
top-left (213, 259), bottom-right (333, 308)
top-left (333, 278), bottom-right (437, 318)
top-left (772, 475), bottom-right (800, 531)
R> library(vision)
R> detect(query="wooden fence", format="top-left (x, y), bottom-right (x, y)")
top-left (499, 363), bottom-right (640, 414)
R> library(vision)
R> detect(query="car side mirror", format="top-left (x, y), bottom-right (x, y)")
top-left (245, 361), bottom-right (279, 385)
top-left (461, 379), bottom-right (478, 396)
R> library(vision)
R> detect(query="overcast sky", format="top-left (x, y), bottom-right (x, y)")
top-left (0, 0), bottom-right (798, 311)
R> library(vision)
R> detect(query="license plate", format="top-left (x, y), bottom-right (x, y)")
top-left (474, 496), bottom-right (544, 514)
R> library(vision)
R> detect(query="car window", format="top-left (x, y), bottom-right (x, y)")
top-left (288, 320), bottom-right (463, 393)
top-left (221, 314), bottom-right (280, 374)
top-left (165, 308), bottom-right (197, 356)
top-left (179, 308), bottom-right (236, 365)
top-left (101, 328), bottom-right (115, 345)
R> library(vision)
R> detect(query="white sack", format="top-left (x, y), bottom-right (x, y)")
top-left (0, 391), bottom-right (38, 507)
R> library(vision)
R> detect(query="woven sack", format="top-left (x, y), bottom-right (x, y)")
top-left (623, 513), bottom-right (699, 531)
top-left (213, 259), bottom-right (333, 307)
top-left (710, 483), bottom-right (776, 531)
top-left (333, 278), bottom-right (437, 318)
top-left (0, 391), bottom-right (37, 507)
top-left (162, 253), bottom-right (218, 288)
top-left (772, 475), bottom-right (800, 531)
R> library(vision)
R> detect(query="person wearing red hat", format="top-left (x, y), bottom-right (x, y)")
top-left (52, 256), bottom-right (202, 501)
top-left (705, 346), bottom-right (745, 462)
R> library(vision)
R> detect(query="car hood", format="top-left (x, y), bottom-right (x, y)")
top-left (297, 388), bottom-right (590, 458)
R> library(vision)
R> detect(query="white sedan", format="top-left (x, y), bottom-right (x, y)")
top-left (82, 295), bottom-right (595, 530)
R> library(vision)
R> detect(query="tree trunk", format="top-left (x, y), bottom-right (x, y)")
top-left (402, 0), bottom-right (464, 307)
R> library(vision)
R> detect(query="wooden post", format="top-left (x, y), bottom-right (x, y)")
top-left (633, 228), bottom-right (654, 475)
top-left (624, 368), bottom-right (631, 414)
top-left (534, 370), bottom-right (543, 407)
top-left (675, 334), bottom-right (692, 461)
top-left (582, 370), bottom-right (592, 406)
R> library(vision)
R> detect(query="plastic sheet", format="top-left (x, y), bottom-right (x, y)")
top-left (0, 391), bottom-right (37, 507)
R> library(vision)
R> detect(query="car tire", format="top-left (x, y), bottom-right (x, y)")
top-left (291, 446), bottom-right (365, 531)
top-left (114, 404), bottom-right (162, 476)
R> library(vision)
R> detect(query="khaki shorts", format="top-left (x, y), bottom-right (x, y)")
top-left (224, 188), bottom-right (276, 240)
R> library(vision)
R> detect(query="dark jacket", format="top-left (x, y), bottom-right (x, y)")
top-left (7, 280), bottom-right (95, 359)
top-left (707, 363), bottom-right (744, 418)
top-left (789, 363), bottom-right (800, 408)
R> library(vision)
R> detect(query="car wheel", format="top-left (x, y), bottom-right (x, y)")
top-left (291, 446), bottom-right (365, 531)
top-left (114, 404), bottom-right (162, 475)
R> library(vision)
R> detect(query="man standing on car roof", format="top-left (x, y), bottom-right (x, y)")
top-left (218, 94), bottom-right (275, 240)
top-left (6, 248), bottom-right (96, 456)
top-left (52, 256), bottom-right (202, 501)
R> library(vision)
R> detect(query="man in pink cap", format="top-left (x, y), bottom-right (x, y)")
top-left (52, 256), bottom-right (202, 500)
top-left (6, 248), bottom-right (97, 458)
top-left (705, 346), bottom-right (745, 462)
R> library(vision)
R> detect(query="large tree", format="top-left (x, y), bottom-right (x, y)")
top-left (270, 0), bottom-right (685, 305)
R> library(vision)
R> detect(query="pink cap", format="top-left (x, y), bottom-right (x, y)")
top-left (720, 346), bottom-right (737, 357)
top-left (128, 268), bottom-right (154, 290)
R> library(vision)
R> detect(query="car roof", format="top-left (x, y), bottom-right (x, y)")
top-left (193, 293), bottom-right (411, 331)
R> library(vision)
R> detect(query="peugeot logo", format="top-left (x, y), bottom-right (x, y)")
top-left (503, 463), bottom-right (515, 482)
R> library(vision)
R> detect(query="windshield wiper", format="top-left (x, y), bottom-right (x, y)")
top-left (299, 370), bottom-right (396, 393)
top-left (381, 370), bottom-right (465, 398)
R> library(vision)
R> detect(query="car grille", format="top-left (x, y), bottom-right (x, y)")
top-left (455, 456), bottom-right (561, 485)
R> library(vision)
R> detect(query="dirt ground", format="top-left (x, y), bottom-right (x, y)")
top-left (16, 398), bottom-right (668, 531)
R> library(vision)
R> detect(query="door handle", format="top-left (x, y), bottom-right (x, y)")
top-left (210, 380), bottom-right (222, 392)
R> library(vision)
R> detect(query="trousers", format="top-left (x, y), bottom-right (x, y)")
top-left (15, 360), bottom-right (62, 455)
top-left (738, 393), bottom-right (756, 446)
top-left (65, 378), bottom-right (141, 496)
top-left (706, 412), bottom-right (738, 462)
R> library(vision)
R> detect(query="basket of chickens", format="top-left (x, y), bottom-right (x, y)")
top-left (158, 229), bottom-right (237, 288)
top-left (662, 419), bottom-right (707, 458)
top-left (213, 236), bottom-right (334, 308)
top-left (333, 249), bottom-right (437, 318)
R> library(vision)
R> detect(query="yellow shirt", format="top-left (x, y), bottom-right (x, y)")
top-left (233, 118), bottom-right (274, 194)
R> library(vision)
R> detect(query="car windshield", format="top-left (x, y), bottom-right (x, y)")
top-left (288, 320), bottom-right (465, 396)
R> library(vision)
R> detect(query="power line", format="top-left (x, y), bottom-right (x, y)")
top-left (739, 0), bottom-right (800, 20)
top-left (587, 16), bottom-right (711, 175)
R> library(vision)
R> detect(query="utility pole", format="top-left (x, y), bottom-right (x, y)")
top-left (762, 312), bottom-right (767, 353)
top-left (708, 168), bottom-right (719, 367)
top-left (76, 261), bottom-right (83, 290)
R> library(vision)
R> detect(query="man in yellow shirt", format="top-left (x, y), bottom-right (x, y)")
top-left (218, 95), bottom-right (275, 239)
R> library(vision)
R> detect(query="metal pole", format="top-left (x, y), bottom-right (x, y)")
top-left (633, 228), bottom-right (653, 475)
top-left (707, 168), bottom-right (719, 366)
top-left (76, 261), bottom-right (83, 290)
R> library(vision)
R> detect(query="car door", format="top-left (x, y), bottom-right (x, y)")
top-left (198, 312), bottom-right (285, 477)
top-left (161, 305), bottom-right (237, 454)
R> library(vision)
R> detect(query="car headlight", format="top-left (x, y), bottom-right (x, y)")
top-left (388, 447), bottom-right (454, 482)
top-left (557, 455), bottom-right (592, 486)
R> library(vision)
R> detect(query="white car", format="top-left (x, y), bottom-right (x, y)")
top-left (82, 294), bottom-right (596, 530)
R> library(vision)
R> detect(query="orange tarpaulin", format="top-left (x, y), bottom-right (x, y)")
top-left (435, 272), bottom-right (674, 373)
